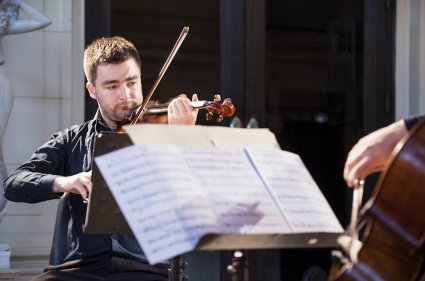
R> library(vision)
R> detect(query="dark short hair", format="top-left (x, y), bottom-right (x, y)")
top-left (83, 36), bottom-right (141, 84)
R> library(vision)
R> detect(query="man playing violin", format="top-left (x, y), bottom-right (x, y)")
top-left (4, 36), bottom-right (199, 281)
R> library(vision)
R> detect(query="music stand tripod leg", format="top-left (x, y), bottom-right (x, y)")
top-left (169, 255), bottom-right (188, 281)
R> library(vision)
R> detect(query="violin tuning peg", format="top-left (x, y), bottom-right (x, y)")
top-left (206, 112), bottom-right (213, 121)
top-left (216, 115), bottom-right (224, 123)
top-left (213, 94), bottom-right (221, 102)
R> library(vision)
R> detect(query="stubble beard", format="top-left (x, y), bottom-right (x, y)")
top-left (113, 102), bottom-right (139, 122)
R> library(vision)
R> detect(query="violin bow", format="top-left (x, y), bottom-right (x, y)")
top-left (130, 26), bottom-right (190, 125)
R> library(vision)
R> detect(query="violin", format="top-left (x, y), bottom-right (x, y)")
top-left (119, 94), bottom-right (235, 127)
top-left (116, 26), bottom-right (236, 131)
top-left (138, 94), bottom-right (236, 124)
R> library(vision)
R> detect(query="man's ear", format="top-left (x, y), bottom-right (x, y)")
top-left (86, 82), bottom-right (96, 100)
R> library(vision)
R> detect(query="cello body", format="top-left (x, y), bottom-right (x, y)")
top-left (331, 120), bottom-right (425, 281)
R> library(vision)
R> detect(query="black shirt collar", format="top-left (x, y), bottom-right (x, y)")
top-left (93, 110), bottom-right (112, 133)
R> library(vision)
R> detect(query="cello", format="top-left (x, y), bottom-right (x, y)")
top-left (329, 119), bottom-right (425, 281)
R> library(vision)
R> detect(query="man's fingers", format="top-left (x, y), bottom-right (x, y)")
top-left (169, 97), bottom-right (194, 116)
top-left (84, 171), bottom-right (92, 179)
top-left (167, 95), bottom-right (198, 125)
top-left (345, 156), bottom-right (368, 188)
top-left (73, 182), bottom-right (89, 199)
top-left (182, 99), bottom-right (193, 114)
top-left (75, 172), bottom-right (92, 199)
top-left (168, 104), bottom-right (174, 115)
top-left (169, 99), bottom-right (181, 115)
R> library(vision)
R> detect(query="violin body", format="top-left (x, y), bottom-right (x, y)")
top-left (331, 120), bottom-right (425, 281)
top-left (139, 100), bottom-right (169, 124)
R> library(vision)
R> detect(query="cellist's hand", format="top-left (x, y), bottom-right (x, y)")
top-left (343, 120), bottom-right (408, 188)
top-left (168, 94), bottom-right (199, 125)
top-left (337, 235), bottom-right (363, 263)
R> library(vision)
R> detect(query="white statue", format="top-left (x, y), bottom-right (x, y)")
top-left (0, 0), bottom-right (51, 220)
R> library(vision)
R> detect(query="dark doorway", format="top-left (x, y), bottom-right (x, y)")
top-left (265, 1), bottom-right (364, 279)
top-left (266, 0), bottom-right (364, 227)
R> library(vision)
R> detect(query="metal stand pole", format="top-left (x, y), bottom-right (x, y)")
top-left (169, 255), bottom-right (188, 281)
top-left (227, 250), bottom-right (249, 281)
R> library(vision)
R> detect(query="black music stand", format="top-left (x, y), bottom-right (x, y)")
top-left (83, 132), bottom-right (133, 235)
top-left (83, 132), bottom-right (188, 280)
top-left (83, 132), bottom-right (342, 281)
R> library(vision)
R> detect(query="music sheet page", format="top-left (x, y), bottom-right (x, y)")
top-left (178, 146), bottom-right (291, 234)
top-left (246, 148), bottom-right (343, 233)
top-left (95, 145), bottom-right (221, 264)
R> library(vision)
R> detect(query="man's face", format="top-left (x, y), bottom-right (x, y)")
top-left (86, 58), bottom-right (143, 128)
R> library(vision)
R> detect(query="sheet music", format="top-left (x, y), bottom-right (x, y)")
top-left (179, 146), bottom-right (291, 234)
top-left (95, 145), bottom-right (221, 264)
top-left (95, 144), bottom-right (342, 264)
top-left (246, 148), bottom-right (344, 233)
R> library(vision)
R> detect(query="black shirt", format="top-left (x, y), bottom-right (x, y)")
top-left (4, 113), bottom-right (150, 264)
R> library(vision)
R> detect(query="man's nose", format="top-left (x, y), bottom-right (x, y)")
top-left (119, 84), bottom-right (132, 99)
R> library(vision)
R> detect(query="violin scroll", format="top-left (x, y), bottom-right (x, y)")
top-left (204, 95), bottom-right (236, 122)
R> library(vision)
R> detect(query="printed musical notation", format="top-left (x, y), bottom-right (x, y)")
top-left (95, 145), bottom-right (343, 264)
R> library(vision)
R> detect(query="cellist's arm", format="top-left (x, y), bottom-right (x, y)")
top-left (343, 119), bottom-right (408, 188)
top-left (344, 115), bottom-right (425, 187)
